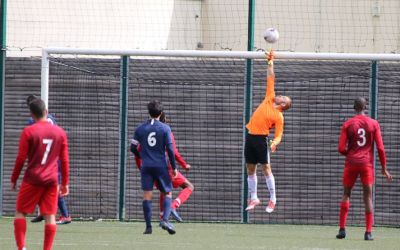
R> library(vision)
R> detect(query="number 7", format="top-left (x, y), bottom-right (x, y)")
top-left (41, 139), bottom-right (53, 165)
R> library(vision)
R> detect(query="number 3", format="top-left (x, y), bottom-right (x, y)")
top-left (147, 132), bottom-right (157, 147)
top-left (357, 128), bottom-right (366, 147)
top-left (41, 139), bottom-right (53, 164)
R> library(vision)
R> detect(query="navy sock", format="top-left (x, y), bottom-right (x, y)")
top-left (162, 196), bottom-right (172, 222)
top-left (142, 200), bottom-right (152, 228)
top-left (58, 196), bottom-right (69, 217)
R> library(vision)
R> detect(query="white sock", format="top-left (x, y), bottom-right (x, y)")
top-left (265, 174), bottom-right (276, 203)
top-left (247, 174), bottom-right (258, 200)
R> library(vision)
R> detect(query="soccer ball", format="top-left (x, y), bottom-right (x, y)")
top-left (263, 28), bottom-right (279, 44)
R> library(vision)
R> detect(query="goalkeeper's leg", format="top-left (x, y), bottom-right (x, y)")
top-left (262, 164), bottom-right (276, 213)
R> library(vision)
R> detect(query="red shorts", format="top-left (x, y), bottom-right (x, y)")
top-left (16, 182), bottom-right (59, 215)
top-left (342, 165), bottom-right (374, 188)
top-left (171, 171), bottom-right (188, 188)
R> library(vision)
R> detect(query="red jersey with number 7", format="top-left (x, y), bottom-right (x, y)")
top-left (11, 120), bottom-right (70, 186)
top-left (338, 114), bottom-right (386, 169)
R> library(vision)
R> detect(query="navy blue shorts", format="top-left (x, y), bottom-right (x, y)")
top-left (141, 166), bottom-right (172, 193)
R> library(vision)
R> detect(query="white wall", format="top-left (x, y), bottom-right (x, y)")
top-left (201, 0), bottom-right (400, 53)
top-left (6, 0), bottom-right (400, 56)
top-left (7, 0), bottom-right (202, 56)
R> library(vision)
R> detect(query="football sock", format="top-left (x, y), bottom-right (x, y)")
top-left (265, 174), bottom-right (276, 203)
top-left (365, 212), bottom-right (373, 233)
top-left (339, 201), bottom-right (350, 229)
top-left (247, 174), bottom-right (258, 200)
top-left (172, 188), bottom-right (193, 209)
top-left (142, 200), bottom-right (152, 228)
top-left (159, 194), bottom-right (165, 213)
top-left (43, 224), bottom-right (57, 250)
top-left (14, 218), bottom-right (27, 250)
top-left (162, 196), bottom-right (172, 222)
top-left (58, 196), bottom-right (70, 217)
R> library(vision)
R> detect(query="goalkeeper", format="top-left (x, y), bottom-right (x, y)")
top-left (244, 50), bottom-right (292, 213)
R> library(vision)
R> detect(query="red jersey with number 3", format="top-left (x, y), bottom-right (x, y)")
top-left (11, 120), bottom-right (70, 186)
top-left (338, 114), bottom-right (386, 168)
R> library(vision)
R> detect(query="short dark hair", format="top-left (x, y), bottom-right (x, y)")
top-left (354, 97), bottom-right (367, 113)
top-left (29, 98), bottom-right (46, 119)
top-left (159, 112), bottom-right (166, 123)
top-left (26, 94), bottom-right (38, 106)
top-left (147, 100), bottom-right (163, 118)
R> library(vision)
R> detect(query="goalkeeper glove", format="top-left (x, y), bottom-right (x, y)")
top-left (266, 50), bottom-right (274, 65)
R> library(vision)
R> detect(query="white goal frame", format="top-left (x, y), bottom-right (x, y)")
top-left (41, 47), bottom-right (400, 107)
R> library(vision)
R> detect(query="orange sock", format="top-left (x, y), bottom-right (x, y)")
top-left (365, 212), bottom-right (373, 232)
top-left (339, 201), bottom-right (350, 229)
top-left (14, 218), bottom-right (27, 250)
top-left (44, 224), bottom-right (57, 250)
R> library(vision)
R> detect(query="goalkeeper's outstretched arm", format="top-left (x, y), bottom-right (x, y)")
top-left (267, 50), bottom-right (275, 77)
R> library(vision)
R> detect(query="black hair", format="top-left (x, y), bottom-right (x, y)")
top-left (354, 97), bottom-right (367, 113)
top-left (159, 112), bottom-right (166, 123)
top-left (147, 100), bottom-right (163, 118)
top-left (26, 94), bottom-right (38, 106)
top-left (29, 98), bottom-right (46, 119)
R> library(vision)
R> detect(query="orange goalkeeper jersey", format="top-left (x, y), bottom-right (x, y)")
top-left (246, 75), bottom-right (284, 145)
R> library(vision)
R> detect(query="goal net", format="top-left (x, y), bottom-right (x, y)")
top-left (40, 48), bottom-right (400, 226)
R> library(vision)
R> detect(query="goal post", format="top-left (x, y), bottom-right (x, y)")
top-left (40, 47), bottom-right (400, 225)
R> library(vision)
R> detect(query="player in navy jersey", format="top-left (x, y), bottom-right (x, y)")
top-left (132, 112), bottom-right (194, 223)
top-left (336, 97), bottom-right (392, 241)
top-left (131, 100), bottom-right (178, 235)
top-left (12, 98), bottom-right (70, 250)
top-left (26, 95), bottom-right (72, 225)
top-left (27, 95), bottom-right (57, 126)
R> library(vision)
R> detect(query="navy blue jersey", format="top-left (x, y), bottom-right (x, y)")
top-left (27, 113), bottom-right (57, 126)
top-left (132, 119), bottom-right (176, 170)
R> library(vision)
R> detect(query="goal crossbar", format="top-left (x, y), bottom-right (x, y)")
top-left (41, 47), bottom-right (400, 106)
top-left (43, 47), bottom-right (400, 60)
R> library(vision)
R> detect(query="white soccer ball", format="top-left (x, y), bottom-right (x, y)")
top-left (263, 28), bottom-right (279, 44)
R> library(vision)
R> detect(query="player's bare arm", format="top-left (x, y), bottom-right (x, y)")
top-left (382, 169), bottom-right (393, 182)
top-left (11, 182), bottom-right (17, 191)
top-left (270, 141), bottom-right (277, 153)
top-left (60, 185), bottom-right (69, 196)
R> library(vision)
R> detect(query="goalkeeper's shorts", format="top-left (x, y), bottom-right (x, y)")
top-left (244, 134), bottom-right (270, 165)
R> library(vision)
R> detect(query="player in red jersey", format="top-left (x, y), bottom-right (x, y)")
top-left (26, 95), bottom-right (72, 225)
top-left (11, 98), bottom-right (70, 250)
top-left (336, 97), bottom-right (392, 241)
top-left (132, 112), bottom-right (194, 222)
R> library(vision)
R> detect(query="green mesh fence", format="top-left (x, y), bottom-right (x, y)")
top-left (3, 57), bottom-right (399, 227)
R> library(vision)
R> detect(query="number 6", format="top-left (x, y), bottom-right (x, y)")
top-left (147, 132), bottom-right (157, 147)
